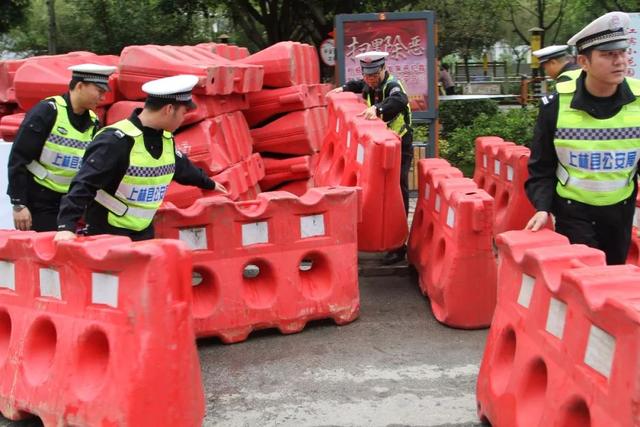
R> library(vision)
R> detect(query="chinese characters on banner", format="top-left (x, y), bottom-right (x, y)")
top-left (343, 19), bottom-right (428, 112)
top-left (627, 13), bottom-right (640, 77)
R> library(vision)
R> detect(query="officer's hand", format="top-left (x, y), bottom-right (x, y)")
top-left (325, 87), bottom-right (343, 98)
top-left (358, 105), bottom-right (378, 120)
top-left (53, 230), bottom-right (77, 242)
top-left (215, 182), bottom-right (228, 194)
top-left (525, 211), bottom-right (549, 231)
top-left (13, 207), bottom-right (32, 231)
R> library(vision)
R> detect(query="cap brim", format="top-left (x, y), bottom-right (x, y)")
top-left (362, 65), bottom-right (383, 74)
top-left (592, 39), bottom-right (629, 51)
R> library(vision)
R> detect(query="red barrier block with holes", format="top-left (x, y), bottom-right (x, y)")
top-left (244, 84), bottom-right (331, 127)
top-left (0, 113), bottom-right (24, 142)
top-left (14, 53), bottom-right (119, 110)
top-left (195, 42), bottom-right (250, 60)
top-left (240, 41), bottom-right (320, 88)
top-left (155, 187), bottom-right (361, 343)
top-left (407, 158), bottom-right (461, 268)
top-left (118, 45), bottom-right (263, 99)
top-left (315, 93), bottom-right (407, 251)
top-left (260, 155), bottom-right (312, 190)
top-left (0, 232), bottom-right (203, 426)
top-left (477, 229), bottom-right (622, 427)
top-left (251, 107), bottom-right (327, 155)
top-left (174, 112), bottom-right (253, 175)
top-left (411, 174), bottom-right (496, 328)
top-left (275, 178), bottom-right (315, 197)
top-left (473, 136), bottom-right (515, 196)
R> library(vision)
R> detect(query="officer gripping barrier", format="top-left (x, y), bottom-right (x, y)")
top-left (13, 53), bottom-right (119, 110)
top-left (240, 41), bottom-right (320, 88)
top-left (0, 231), bottom-right (204, 426)
top-left (243, 84), bottom-right (331, 127)
top-left (251, 107), bottom-right (327, 155)
top-left (473, 136), bottom-right (538, 235)
top-left (118, 45), bottom-right (263, 99)
top-left (407, 159), bottom-right (496, 328)
top-left (476, 229), bottom-right (640, 426)
top-left (154, 187), bottom-right (361, 343)
top-left (315, 92), bottom-right (407, 252)
top-left (0, 113), bottom-right (24, 142)
top-left (174, 112), bottom-right (254, 176)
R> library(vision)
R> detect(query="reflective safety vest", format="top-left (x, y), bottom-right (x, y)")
top-left (554, 77), bottom-right (640, 206)
top-left (94, 119), bottom-right (175, 231)
top-left (365, 74), bottom-right (412, 137)
top-left (26, 96), bottom-right (98, 193)
top-left (557, 68), bottom-right (581, 82)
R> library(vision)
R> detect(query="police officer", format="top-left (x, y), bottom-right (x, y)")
top-left (532, 45), bottom-right (581, 82)
top-left (525, 11), bottom-right (638, 265)
top-left (7, 63), bottom-right (116, 231)
top-left (327, 51), bottom-right (412, 265)
top-left (54, 74), bottom-right (227, 242)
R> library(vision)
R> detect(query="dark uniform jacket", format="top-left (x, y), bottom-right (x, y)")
top-left (7, 93), bottom-right (97, 207)
top-left (57, 109), bottom-right (215, 241)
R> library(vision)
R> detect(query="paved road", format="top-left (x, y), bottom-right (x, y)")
top-left (0, 267), bottom-right (489, 427)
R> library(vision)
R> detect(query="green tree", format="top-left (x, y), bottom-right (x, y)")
top-left (0, 0), bottom-right (29, 34)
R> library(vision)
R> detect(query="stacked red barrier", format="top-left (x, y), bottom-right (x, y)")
top-left (0, 231), bottom-right (203, 426)
top-left (154, 187), bottom-right (361, 343)
top-left (195, 42), bottom-right (250, 60)
top-left (315, 92), bottom-right (407, 252)
top-left (473, 136), bottom-right (538, 235)
top-left (407, 158), bottom-right (496, 328)
top-left (477, 229), bottom-right (640, 426)
top-left (0, 113), bottom-right (24, 142)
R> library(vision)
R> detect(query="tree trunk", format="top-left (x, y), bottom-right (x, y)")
top-left (46, 0), bottom-right (57, 54)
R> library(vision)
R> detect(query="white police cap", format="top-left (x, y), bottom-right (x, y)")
top-left (142, 74), bottom-right (199, 109)
top-left (532, 45), bottom-right (570, 63)
top-left (356, 51), bottom-right (389, 74)
top-left (568, 11), bottom-right (630, 53)
top-left (68, 63), bottom-right (116, 91)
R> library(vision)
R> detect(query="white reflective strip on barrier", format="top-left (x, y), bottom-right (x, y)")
top-left (357, 144), bottom-right (365, 165)
top-left (0, 261), bottom-right (15, 290)
top-left (179, 227), bottom-right (208, 250)
top-left (584, 325), bottom-right (615, 379)
top-left (39, 268), bottom-right (61, 299)
top-left (517, 274), bottom-right (535, 308)
top-left (446, 207), bottom-right (455, 228)
top-left (346, 130), bottom-right (351, 148)
top-left (242, 221), bottom-right (269, 246)
top-left (424, 185), bottom-right (430, 201)
top-left (507, 165), bottom-right (514, 182)
top-left (483, 154), bottom-right (487, 168)
top-left (545, 298), bottom-right (567, 339)
top-left (336, 118), bottom-right (340, 133)
top-left (435, 195), bottom-right (441, 212)
top-left (91, 272), bottom-right (119, 308)
top-left (301, 214), bottom-right (325, 238)
top-left (494, 160), bottom-right (501, 176)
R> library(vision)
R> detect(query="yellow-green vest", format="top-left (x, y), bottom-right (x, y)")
top-left (94, 119), bottom-right (175, 231)
top-left (365, 74), bottom-right (412, 137)
top-left (26, 95), bottom-right (98, 193)
top-left (557, 68), bottom-right (581, 82)
top-left (554, 77), bottom-right (640, 206)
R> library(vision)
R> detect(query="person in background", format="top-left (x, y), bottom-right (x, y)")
top-left (439, 63), bottom-right (456, 95)
top-left (525, 11), bottom-right (638, 265)
top-left (326, 51), bottom-right (412, 265)
top-left (7, 63), bottom-right (116, 231)
top-left (532, 45), bottom-right (581, 82)
top-left (54, 74), bottom-right (227, 242)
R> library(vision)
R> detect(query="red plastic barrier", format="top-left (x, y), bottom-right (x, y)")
top-left (275, 178), bottom-right (315, 196)
top-left (0, 232), bottom-right (203, 426)
top-left (174, 112), bottom-right (253, 175)
top-left (244, 84), bottom-right (331, 127)
top-left (155, 187), bottom-right (360, 342)
top-left (473, 136), bottom-right (514, 197)
top-left (118, 45), bottom-right (263, 99)
top-left (0, 113), bottom-right (24, 142)
top-left (13, 53), bottom-right (119, 110)
top-left (260, 155), bottom-right (312, 191)
top-left (251, 106), bottom-right (327, 155)
top-left (407, 158), bottom-right (461, 268)
top-left (315, 93), bottom-right (407, 252)
top-left (411, 171), bottom-right (496, 328)
top-left (240, 41), bottom-right (320, 88)
top-left (626, 196), bottom-right (640, 265)
top-left (476, 229), bottom-right (640, 426)
top-left (0, 59), bottom-right (27, 104)
top-left (195, 42), bottom-right (250, 60)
